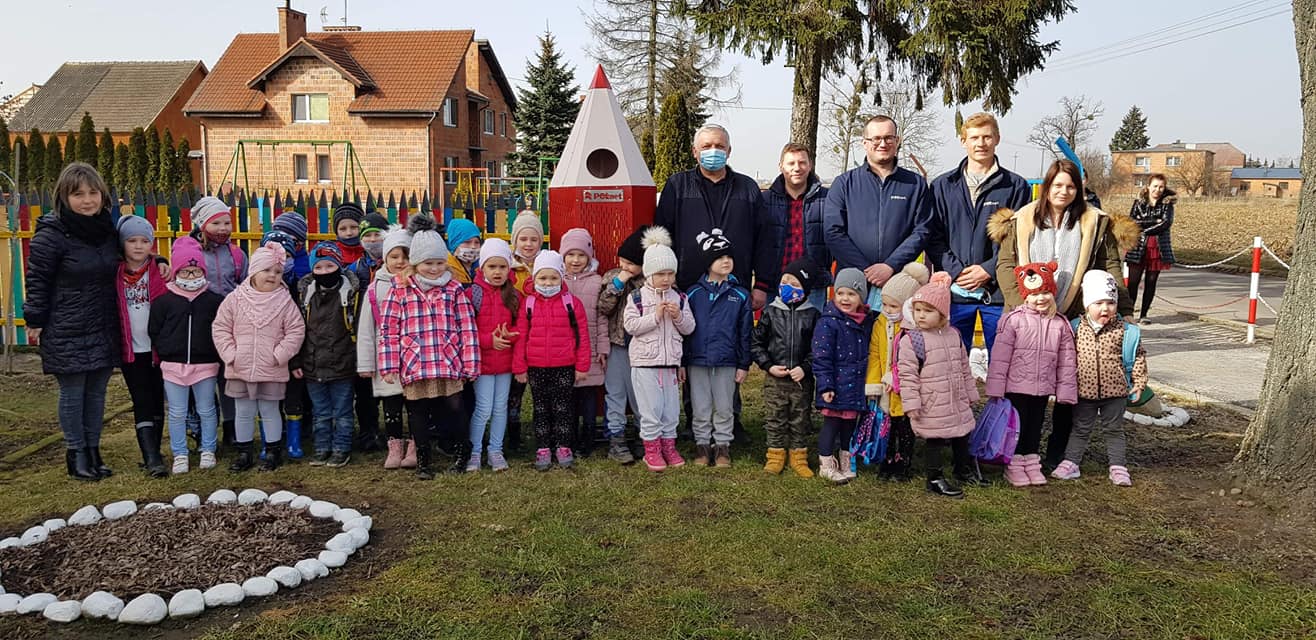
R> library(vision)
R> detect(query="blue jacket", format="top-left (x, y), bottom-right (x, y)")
top-left (349, 252), bottom-right (380, 289)
top-left (926, 158), bottom-right (1033, 305)
top-left (823, 164), bottom-right (931, 272)
top-left (811, 302), bottom-right (876, 412)
top-left (283, 248), bottom-right (311, 291)
top-left (656, 167), bottom-right (781, 292)
top-left (765, 173), bottom-right (831, 273)
top-left (683, 275), bottom-right (753, 369)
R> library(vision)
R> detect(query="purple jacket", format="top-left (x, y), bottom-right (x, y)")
top-left (985, 306), bottom-right (1078, 404)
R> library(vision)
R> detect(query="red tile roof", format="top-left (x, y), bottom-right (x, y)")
top-left (185, 30), bottom-right (475, 116)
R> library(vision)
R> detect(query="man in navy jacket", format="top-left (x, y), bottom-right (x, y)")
top-left (925, 112), bottom-right (1033, 353)
top-left (764, 142), bottom-right (831, 308)
top-left (823, 115), bottom-right (932, 306)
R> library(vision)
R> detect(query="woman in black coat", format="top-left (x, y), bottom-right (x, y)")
top-left (23, 162), bottom-right (123, 481)
top-left (1124, 173), bottom-right (1176, 323)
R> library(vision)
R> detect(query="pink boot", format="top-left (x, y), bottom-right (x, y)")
top-left (660, 437), bottom-right (685, 468)
top-left (1003, 456), bottom-right (1030, 487)
top-left (400, 439), bottom-right (418, 469)
top-left (383, 438), bottom-right (405, 469)
top-left (1023, 454), bottom-right (1048, 485)
top-left (642, 439), bottom-right (666, 472)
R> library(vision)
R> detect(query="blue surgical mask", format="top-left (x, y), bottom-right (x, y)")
top-left (535, 284), bottom-right (561, 297)
top-left (699, 148), bottom-right (728, 172)
top-left (778, 283), bottom-right (805, 304)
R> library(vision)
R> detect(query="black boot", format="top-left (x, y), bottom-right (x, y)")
top-left (448, 440), bottom-right (472, 474)
top-left (66, 448), bottom-right (99, 481)
top-left (260, 440), bottom-right (283, 472)
top-left (88, 447), bottom-right (113, 478)
top-left (954, 460), bottom-right (990, 487)
top-left (222, 420), bottom-right (236, 449)
top-left (228, 441), bottom-right (254, 472)
top-left (415, 441), bottom-right (435, 480)
top-left (926, 472), bottom-right (964, 499)
top-left (136, 424), bottom-right (168, 478)
top-left (506, 420), bottom-right (523, 454)
top-left (355, 427), bottom-right (383, 453)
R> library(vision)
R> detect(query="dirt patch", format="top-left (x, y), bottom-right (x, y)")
top-left (0, 504), bottom-right (340, 599)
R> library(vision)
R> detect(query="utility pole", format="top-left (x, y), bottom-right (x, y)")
top-left (1012, 152), bottom-right (1019, 172)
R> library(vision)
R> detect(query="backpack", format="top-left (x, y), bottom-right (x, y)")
top-left (526, 292), bottom-right (580, 349)
top-left (1071, 317), bottom-right (1141, 392)
top-left (889, 325), bottom-right (962, 394)
top-left (624, 288), bottom-right (687, 346)
top-left (970, 397), bottom-right (1020, 465)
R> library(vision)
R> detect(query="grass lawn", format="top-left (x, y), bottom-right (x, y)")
top-left (1, 368), bottom-right (1315, 639)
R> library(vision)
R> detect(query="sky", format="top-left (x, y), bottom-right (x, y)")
top-left (0, 0), bottom-right (1301, 182)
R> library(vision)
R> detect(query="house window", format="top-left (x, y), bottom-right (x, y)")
top-left (500, 112), bottom-right (508, 137)
top-left (1166, 156), bottom-right (1182, 167)
top-left (483, 110), bottom-right (495, 135)
top-left (1134, 156), bottom-right (1150, 168)
top-left (1134, 177), bottom-right (1146, 187)
top-left (1280, 182), bottom-right (1290, 189)
top-left (443, 98), bottom-right (458, 127)
top-left (316, 154), bottom-right (331, 183)
top-left (485, 160), bottom-right (498, 178)
top-left (291, 94), bottom-right (329, 123)
top-left (293, 154), bottom-right (309, 183)
top-left (444, 156), bottom-right (458, 184)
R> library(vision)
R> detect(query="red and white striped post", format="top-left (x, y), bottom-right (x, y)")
top-left (1247, 236), bottom-right (1263, 344)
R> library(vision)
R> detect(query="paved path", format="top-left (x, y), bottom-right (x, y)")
top-left (1149, 269), bottom-right (1286, 329)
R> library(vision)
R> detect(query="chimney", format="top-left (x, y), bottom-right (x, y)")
top-left (278, 2), bottom-right (307, 51)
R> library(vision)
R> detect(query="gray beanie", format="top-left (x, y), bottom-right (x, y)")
top-left (191, 196), bottom-right (231, 229)
top-left (834, 267), bottom-right (868, 302)
top-left (407, 212), bottom-right (447, 265)
top-left (381, 223), bottom-right (412, 259)
top-left (116, 214), bottom-right (154, 245)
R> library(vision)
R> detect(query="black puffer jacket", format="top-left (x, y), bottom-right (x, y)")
top-left (148, 289), bottom-right (223, 364)
top-left (751, 298), bottom-right (821, 375)
top-left (23, 209), bottom-right (122, 375)
top-left (297, 271), bottom-right (360, 382)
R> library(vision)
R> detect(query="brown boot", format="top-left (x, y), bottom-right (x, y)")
top-left (763, 448), bottom-right (787, 474)
top-left (788, 448), bottom-right (815, 478)
top-left (714, 444), bottom-right (731, 468)
top-left (693, 444), bottom-right (711, 466)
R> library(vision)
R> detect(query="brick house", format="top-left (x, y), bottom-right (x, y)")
top-left (1230, 167), bottom-right (1303, 198)
top-left (1111, 141), bottom-right (1248, 196)
top-left (184, 5), bottom-right (516, 199)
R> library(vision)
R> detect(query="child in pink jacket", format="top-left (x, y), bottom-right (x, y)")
top-left (559, 228), bottom-right (609, 457)
top-left (212, 242), bottom-right (306, 472)
top-left (896, 272), bottom-right (980, 499)
top-left (985, 261), bottom-right (1078, 488)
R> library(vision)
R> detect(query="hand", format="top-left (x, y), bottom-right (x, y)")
top-left (821, 391), bottom-right (835, 403)
top-left (157, 260), bottom-right (172, 281)
top-left (677, 367), bottom-right (687, 384)
top-left (955, 265), bottom-right (992, 290)
top-left (358, 372), bottom-right (372, 379)
top-left (788, 367), bottom-right (805, 383)
top-left (907, 409), bottom-right (922, 420)
top-left (26, 327), bottom-right (41, 345)
top-left (515, 373), bottom-right (527, 384)
top-left (768, 365), bottom-right (789, 378)
top-left (492, 334), bottom-right (512, 350)
top-left (734, 369), bottom-right (748, 384)
top-left (597, 352), bottom-right (608, 367)
top-left (616, 269), bottom-right (634, 283)
top-left (667, 302), bottom-right (681, 320)
top-left (293, 368), bottom-right (305, 379)
top-left (575, 371), bottom-right (588, 384)
top-left (751, 289), bottom-right (767, 311)
top-left (864, 263), bottom-right (894, 287)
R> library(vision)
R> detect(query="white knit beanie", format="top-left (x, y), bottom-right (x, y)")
top-left (479, 237), bottom-right (514, 266)
top-left (407, 212), bottom-right (446, 265)
top-left (641, 226), bottom-right (678, 277)
top-left (1081, 270), bottom-right (1119, 308)
top-left (533, 250), bottom-right (566, 279)
top-left (381, 224), bottom-right (411, 259)
top-left (192, 196), bottom-right (231, 229)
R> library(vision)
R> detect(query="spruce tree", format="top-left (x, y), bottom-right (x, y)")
top-left (63, 132), bottom-right (77, 167)
top-left (77, 112), bottom-right (98, 168)
top-left (45, 134), bottom-right (63, 188)
top-left (0, 118), bottom-right (11, 186)
top-left (128, 127), bottom-right (148, 190)
top-left (97, 128), bottom-right (115, 180)
top-left (26, 129), bottom-right (46, 190)
top-left (157, 129), bottom-right (176, 192)
top-left (113, 142), bottom-right (131, 191)
top-left (145, 126), bottom-right (160, 191)
top-left (1110, 105), bottom-right (1150, 152)
top-left (508, 30), bottom-right (580, 177)
top-left (11, 140), bottom-right (25, 189)
top-left (653, 91), bottom-right (694, 187)
top-left (175, 138), bottom-right (193, 192)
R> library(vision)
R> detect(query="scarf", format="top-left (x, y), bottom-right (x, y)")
top-left (59, 205), bottom-right (115, 245)
top-left (122, 261), bottom-right (150, 287)
top-left (230, 281), bottom-right (293, 330)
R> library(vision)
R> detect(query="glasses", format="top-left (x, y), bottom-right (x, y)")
top-left (864, 135), bottom-right (899, 146)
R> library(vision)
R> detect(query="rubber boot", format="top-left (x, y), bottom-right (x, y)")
top-left (787, 448), bottom-right (814, 478)
top-left (136, 423), bottom-right (167, 478)
top-left (259, 440), bottom-right (283, 472)
top-left (415, 441), bottom-right (435, 480)
top-left (88, 447), bottom-right (113, 478)
top-left (228, 441), bottom-right (254, 472)
top-left (285, 416), bottom-right (304, 459)
top-left (66, 448), bottom-right (99, 481)
top-left (763, 448), bottom-right (787, 474)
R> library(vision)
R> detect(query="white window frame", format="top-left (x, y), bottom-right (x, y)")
top-left (444, 156), bottom-right (458, 184)
top-left (1166, 156), bottom-right (1183, 167)
top-left (485, 160), bottom-right (498, 178)
top-left (483, 109), bottom-right (495, 135)
top-left (500, 112), bottom-right (508, 137)
top-left (442, 97), bottom-right (458, 127)
top-left (291, 93), bottom-right (329, 123)
top-left (316, 154), bottom-right (332, 184)
top-left (293, 154), bottom-right (309, 183)
top-left (1134, 156), bottom-right (1150, 168)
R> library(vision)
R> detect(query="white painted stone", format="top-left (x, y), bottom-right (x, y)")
top-left (118, 593), bottom-right (168, 624)
top-left (202, 583), bottom-right (245, 607)
top-left (346, 527), bottom-right (370, 548)
top-left (332, 508), bottom-right (362, 523)
top-left (43, 600), bottom-right (81, 622)
top-left (0, 537), bottom-right (20, 549)
top-left (167, 589), bottom-right (204, 619)
top-left (68, 505), bottom-right (102, 526)
top-left (172, 493), bottom-right (201, 509)
top-left (325, 533), bottom-right (357, 554)
top-left (103, 500), bottom-right (138, 520)
top-left (267, 566), bottom-right (303, 589)
top-left (288, 495), bottom-right (313, 510)
top-left (295, 558), bottom-right (328, 581)
top-left (0, 593), bottom-right (21, 614)
top-left (43, 518), bottom-right (66, 531)
top-left (308, 500), bottom-right (339, 519)
top-left (242, 576), bottom-right (278, 597)
top-left (342, 515), bottom-right (373, 532)
top-left (237, 488), bottom-right (269, 506)
top-left (206, 489), bottom-right (237, 505)
top-left (318, 550), bottom-right (348, 568)
top-left (20, 525), bottom-right (48, 546)
top-left (143, 502), bottom-right (172, 511)
top-left (268, 490), bottom-right (298, 505)
top-left (80, 591), bottom-right (125, 620)
top-left (17, 593), bottom-right (58, 614)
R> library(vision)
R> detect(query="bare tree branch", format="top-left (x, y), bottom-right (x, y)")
top-left (1027, 95), bottom-right (1105, 156)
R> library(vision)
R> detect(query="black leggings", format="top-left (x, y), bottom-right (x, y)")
top-left (380, 395), bottom-right (408, 439)
top-left (120, 353), bottom-right (164, 428)
top-left (404, 393), bottom-right (464, 447)
top-left (1007, 393), bottom-right (1051, 456)
top-left (818, 415), bottom-right (856, 457)
top-left (924, 435), bottom-right (971, 479)
top-left (880, 416), bottom-right (915, 477)
top-left (1125, 262), bottom-right (1161, 318)
top-left (530, 367), bottom-right (576, 450)
top-left (575, 386), bottom-right (599, 439)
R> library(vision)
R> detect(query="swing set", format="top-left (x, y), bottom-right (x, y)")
top-left (217, 139), bottom-right (371, 197)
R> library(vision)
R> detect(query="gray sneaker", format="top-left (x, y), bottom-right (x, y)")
top-left (465, 451), bottom-right (482, 473)
top-left (607, 436), bottom-right (636, 465)
top-left (309, 451), bottom-right (332, 466)
top-left (326, 451), bottom-right (351, 468)
top-left (488, 450), bottom-right (509, 472)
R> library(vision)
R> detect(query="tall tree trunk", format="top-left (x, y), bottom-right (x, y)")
top-left (646, 0), bottom-right (659, 156)
top-left (1236, 0), bottom-right (1316, 497)
top-left (789, 42), bottom-right (823, 163)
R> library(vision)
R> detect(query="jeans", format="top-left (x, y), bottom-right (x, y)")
top-left (950, 303), bottom-right (1002, 354)
top-left (308, 379), bottom-right (356, 454)
top-left (55, 367), bottom-right (115, 450)
top-left (470, 373), bottom-right (512, 454)
top-left (604, 345), bottom-right (637, 438)
top-left (164, 377), bottom-right (219, 457)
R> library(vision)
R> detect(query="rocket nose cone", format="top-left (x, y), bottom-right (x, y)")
top-left (590, 65), bottom-right (611, 90)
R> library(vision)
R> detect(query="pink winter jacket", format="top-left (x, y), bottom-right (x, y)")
top-left (896, 325), bottom-right (979, 439)
top-left (985, 306), bottom-right (1079, 404)
top-left (623, 284), bottom-right (696, 368)
top-left (564, 269), bottom-right (609, 387)
top-left (212, 284), bottom-right (306, 383)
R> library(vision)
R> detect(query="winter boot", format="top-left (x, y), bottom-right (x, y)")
top-left (1004, 456), bottom-right (1030, 487)
top-left (136, 423), bottom-right (167, 478)
top-left (693, 444), bottom-right (712, 467)
top-left (383, 438), bottom-right (405, 469)
top-left (415, 442), bottom-right (435, 480)
top-left (401, 438), bottom-right (418, 468)
top-left (763, 448), bottom-right (787, 474)
top-left (660, 437), bottom-right (685, 468)
top-left (506, 420), bottom-right (523, 454)
top-left (788, 448), bottom-right (814, 478)
top-left (926, 471), bottom-right (965, 498)
top-left (260, 440), bottom-right (283, 472)
top-left (642, 439), bottom-right (666, 472)
top-left (713, 444), bottom-right (731, 468)
top-left (607, 436), bottom-right (636, 465)
top-left (66, 448), bottom-right (98, 481)
top-left (837, 450), bottom-right (858, 480)
top-left (818, 455), bottom-right (849, 485)
top-left (1023, 454), bottom-right (1048, 486)
top-left (448, 440), bottom-right (472, 474)
top-left (222, 420), bottom-right (236, 450)
top-left (88, 447), bottom-right (113, 478)
top-left (285, 416), bottom-right (304, 459)
top-left (228, 442), bottom-right (254, 472)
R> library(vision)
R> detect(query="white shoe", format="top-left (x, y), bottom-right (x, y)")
top-left (172, 455), bottom-right (189, 474)
top-left (818, 455), bottom-right (849, 485)
top-left (199, 451), bottom-right (217, 470)
top-left (837, 450), bottom-right (858, 480)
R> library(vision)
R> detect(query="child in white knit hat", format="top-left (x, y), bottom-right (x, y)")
top-left (357, 223), bottom-right (417, 470)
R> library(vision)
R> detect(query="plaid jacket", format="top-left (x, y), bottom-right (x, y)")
top-left (378, 276), bottom-right (480, 385)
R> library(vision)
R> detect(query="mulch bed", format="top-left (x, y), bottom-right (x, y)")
top-left (0, 503), bottom-right (340, 600)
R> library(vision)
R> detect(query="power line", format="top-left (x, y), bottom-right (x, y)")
top-left (1047, 0), bottom-right (1284, 66)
